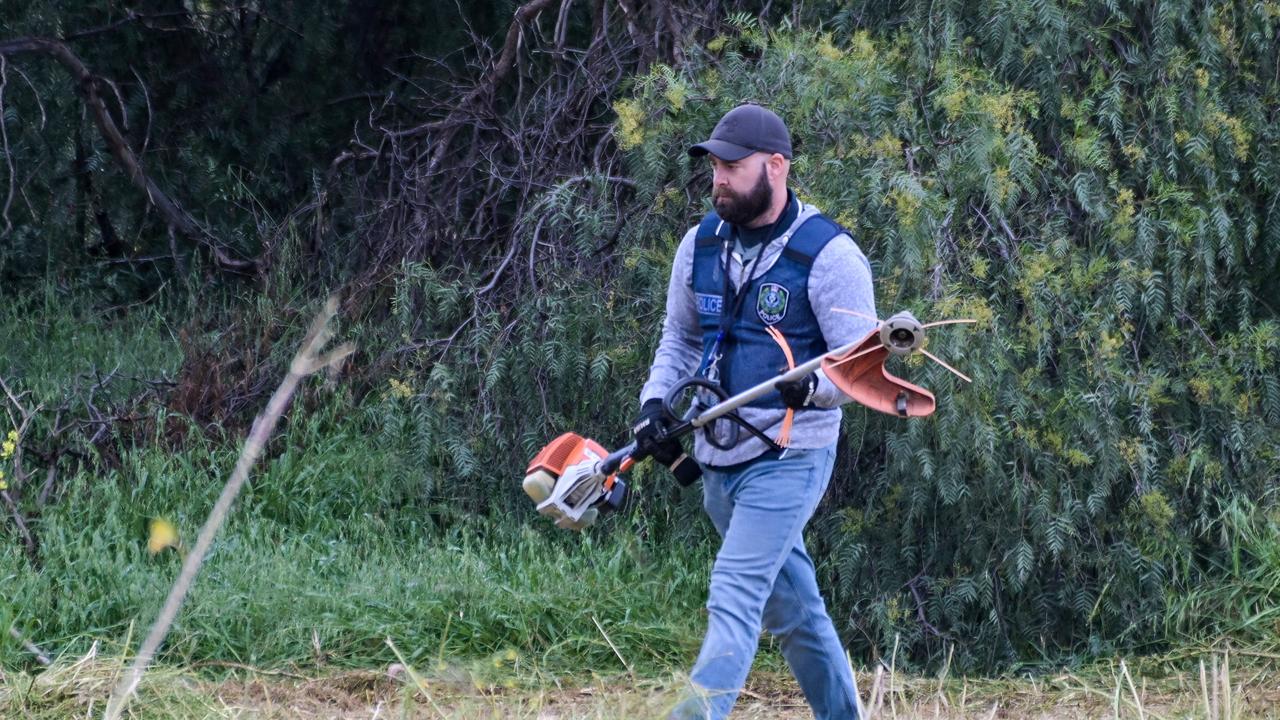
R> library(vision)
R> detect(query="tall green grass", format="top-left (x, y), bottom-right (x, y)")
top-left (0, 286), bottom-right (726, 678)
top-left (1166, 497), bottom-right (1280, 648)
top-left (4, 285), bottom-right (1277, 683)
top-left (0, 404), bottom-right (715, 674)
top-left (0, 284), bottom-right (183, 401)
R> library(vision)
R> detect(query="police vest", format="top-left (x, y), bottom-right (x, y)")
top-left (691, 209), bottom-right (843, 409)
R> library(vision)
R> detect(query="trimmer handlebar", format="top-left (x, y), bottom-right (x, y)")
top-left (598, 442), bottom-right (636, 476)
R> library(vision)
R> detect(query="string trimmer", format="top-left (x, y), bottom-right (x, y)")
top-left (522, 310), bottom-right (974, 530)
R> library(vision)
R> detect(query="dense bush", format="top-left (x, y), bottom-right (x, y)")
top-left (397, 8), bottom-right (1280, 670)
top-left (609, 8), bottom-right (1280, 669)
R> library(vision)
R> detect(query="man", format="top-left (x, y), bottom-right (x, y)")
top-left (633, 103), bottom-right (877, 719)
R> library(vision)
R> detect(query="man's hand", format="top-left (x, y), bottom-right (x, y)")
top-left (776, 373), bottom-right (818, 409)
top-left (632, 398), bottom-right (701, 486)
top-left (632, 398), bottom-right (671, 455)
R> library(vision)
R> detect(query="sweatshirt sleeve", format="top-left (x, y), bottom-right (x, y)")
top-left (639, 227), bottom-right (704, 406)
top-left (807, 233), bottom-right (879, 409)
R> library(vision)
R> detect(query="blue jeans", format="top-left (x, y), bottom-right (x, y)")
top-left (671, 444), bottom-right (859, 719)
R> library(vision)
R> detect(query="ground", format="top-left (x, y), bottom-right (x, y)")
top-left (5, 646), bottom-right (1280, 719)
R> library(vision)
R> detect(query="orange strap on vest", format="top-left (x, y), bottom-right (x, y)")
top-left (764, 325), bottom-right (797, 447)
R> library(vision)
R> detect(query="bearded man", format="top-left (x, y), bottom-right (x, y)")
top-left (633, 103), bottom-right (877, 719)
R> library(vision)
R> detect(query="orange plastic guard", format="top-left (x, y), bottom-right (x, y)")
top-left (526, 432), bottom-right (609, 475)
top-left (821, 329), bottom-right (936, 417)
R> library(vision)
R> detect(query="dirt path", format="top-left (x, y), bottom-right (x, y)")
top-left (7, 654), bottom-right (1280, 718)
top-left (202, 663), bottom-right (1280, 719)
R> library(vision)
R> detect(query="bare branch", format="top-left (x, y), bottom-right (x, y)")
top-left (390, 0), bottom-right (558, 144)
top-left (0, 37), bottom-right (254, 271)
top-left (10, 63), bottom-right (44, 130)
top-left (0, 55), bottom-right (14, 236)
top-left (104, 297), bottom-right (352, 720)
top-left (130, 66), bottom-right (153, 155)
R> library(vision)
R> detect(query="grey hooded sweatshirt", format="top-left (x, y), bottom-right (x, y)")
top-left (639, 197), bottom-right (879, 467)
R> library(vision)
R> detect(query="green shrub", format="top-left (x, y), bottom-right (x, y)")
top-left (597, 15), bottom-right (1280, 670)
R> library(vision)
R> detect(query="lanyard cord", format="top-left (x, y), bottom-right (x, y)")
top-left (716, 209), bottom-right (788, 343)
top-left (717, 235), bottom-right (765, 337)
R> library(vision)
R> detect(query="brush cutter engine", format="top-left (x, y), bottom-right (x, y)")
top-left (523, 433), bottom-right (628, 529)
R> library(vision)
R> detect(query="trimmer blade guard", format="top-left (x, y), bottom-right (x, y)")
top-left (822, 328), bottom-right (936, 417)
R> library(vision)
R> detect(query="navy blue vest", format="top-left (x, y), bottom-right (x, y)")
top-left (691, 209), bottom-right (843, 409)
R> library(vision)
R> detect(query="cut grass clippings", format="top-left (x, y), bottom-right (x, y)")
top-left (5, 643), bottom-right (1280, 719)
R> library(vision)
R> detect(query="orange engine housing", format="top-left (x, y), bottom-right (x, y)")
top-left (526, 432), bottom-right (610, 477)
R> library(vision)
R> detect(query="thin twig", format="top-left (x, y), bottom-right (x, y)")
top-left (384, 638), bottom-right (449, 720)
top-left (103, 297), bottom-right (353, 720)
top-left (8, 624), bottom-right (51, 666)
top-left (591, 614), bottom-right (635, 681)
top-left (0, 55), bottom-right (15, 236)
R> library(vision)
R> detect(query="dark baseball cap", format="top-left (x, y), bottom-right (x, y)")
top-left (688, 104), bottom-right (792, 161)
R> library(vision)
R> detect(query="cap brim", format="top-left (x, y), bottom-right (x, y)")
top-left (687, 139), bottom-right (754, 161)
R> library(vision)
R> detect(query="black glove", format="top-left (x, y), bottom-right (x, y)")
top-left (631, 398), bottom-right (670, 456)
top-left (648, 437), bottom-right (702, 486)
top-left (632, 399), bottom-right (702, 486)
top-left (776, 373), bottom-right (818, 409)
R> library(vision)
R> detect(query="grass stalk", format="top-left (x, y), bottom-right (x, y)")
top-left (591, 614), bottom-right (634, 681)
top-left (1199, 658), bottom-right (1212, 720)
top-left (1120, 659), bottom-right (1146, 720)
top-left (7, 625), bottom-right (50, 666)
top-left (385, 637), bottom-right (448, 719)
top-left (889, 632), bottom-right (900, 720)
top-left (1222, 650), bottom-right (1232, 720)
top-left (102, 297), bottom-right (352, 720)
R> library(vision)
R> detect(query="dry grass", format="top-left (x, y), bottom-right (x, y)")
top-left (5, 644), bottom-right (1280, 719)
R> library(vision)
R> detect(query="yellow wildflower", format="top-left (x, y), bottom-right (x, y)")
top-left (388, 378), bottom-right (414, 399)
top-left (871, 132), bottom-right (900, 160)
top-left (613, 99), bottom-right (645, 150)
top-left (978, 92), bottom-right (1017, 132)
top-left (148, 517), bottom-right (180, 555)
top-left (938, 88), bottom-right (968, 122)
top-left (850, 31), bottom-right (875, 60)
top-left (816, 35), bottom-right (843, 61)
top-left (663, 80), bottom-right (687, 112)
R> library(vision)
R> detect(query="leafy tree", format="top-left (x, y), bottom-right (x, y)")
top-left (603, 9), bottom-right (1280, 669)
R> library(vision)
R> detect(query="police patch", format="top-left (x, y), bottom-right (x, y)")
top-left (756, 282), bottom-right (789, 325)
top-left (696, 293), bottom-right (724, 315)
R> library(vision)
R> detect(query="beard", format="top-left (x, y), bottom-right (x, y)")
top-left (713, 166), bottom-right (773, 227)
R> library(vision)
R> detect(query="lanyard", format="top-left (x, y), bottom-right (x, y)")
top-left (701, 210), bottom-right (788, 381)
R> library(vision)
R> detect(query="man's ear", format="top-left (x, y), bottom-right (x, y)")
top-left (767, 153), bottom-right (788, 181)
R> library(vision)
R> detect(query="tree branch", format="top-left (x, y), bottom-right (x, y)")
top-left (0, 36), bottom-right (254, 271)
top-left (389, 0), bottom-right (558, 145)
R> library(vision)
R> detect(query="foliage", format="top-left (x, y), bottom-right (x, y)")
top-left (0, 1), bottom-right (521, 290)
top-left (605, 10), bottom-right (1280, 670)
top-left (1165, 497), bottom-right (1280, 645)
top-left (0, 398), bottom-right (712, 675)
top-left (3, 0), bottom-right (1280, 678)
